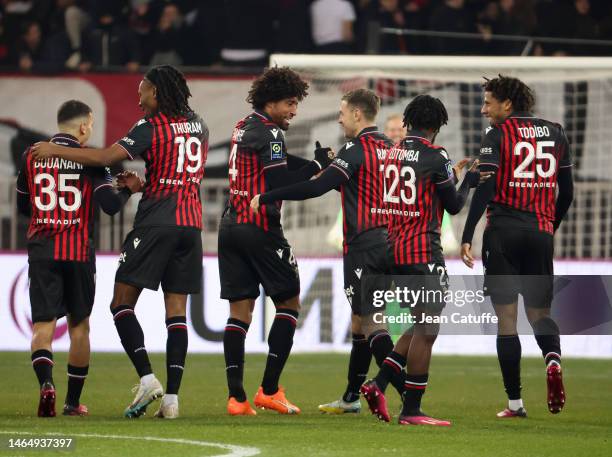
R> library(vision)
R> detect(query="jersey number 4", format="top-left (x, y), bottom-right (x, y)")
top-left (513, 141), bottom-right (556, 179)
top-left (34, 173), bottom-right (81, 212)
top-left (228, 143), bottom-right (238, 181)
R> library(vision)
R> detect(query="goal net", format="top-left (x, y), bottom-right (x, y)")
top-left (269, 55), bottom-right (612, 259)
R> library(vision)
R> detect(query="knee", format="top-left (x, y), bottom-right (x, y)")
top-left (69, 319), bottom-right (90, 340)
top-left (350, 314), bottom-right (363, 334)
top-left (229, 301), bottom-right (254, 324)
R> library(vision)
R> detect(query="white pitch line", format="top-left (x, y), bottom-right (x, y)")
top-left (0, 430), bottom-right (260, 457)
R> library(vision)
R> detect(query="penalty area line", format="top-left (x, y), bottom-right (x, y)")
top-left (0, 430), bottom-right (260, 457)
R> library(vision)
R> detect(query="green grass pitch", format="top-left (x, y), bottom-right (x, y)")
top-left (0, 352), bottom-right (610, 456)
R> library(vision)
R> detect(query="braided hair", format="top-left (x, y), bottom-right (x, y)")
top-left (403, 95), bottom-right (448, 133)
top-left (144, 65), bottom-right (193, 117)
top-left (483, 74), bottom-right (535, 113)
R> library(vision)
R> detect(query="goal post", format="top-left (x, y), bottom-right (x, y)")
top-left (269, 54), bottom-right (612, 259)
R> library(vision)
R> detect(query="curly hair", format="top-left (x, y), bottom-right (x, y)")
top-left (403, 94), bottom-right (448, 132)
top-left (247, 67), bottom-right (309, 110)
top-left (144, 65), bottom-right (193, 118)
top-left (483, 74), bottom-right (535, 113)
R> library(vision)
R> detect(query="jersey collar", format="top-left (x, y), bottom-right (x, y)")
top-left (405, 130), bottom-right (432, 143)
top-left (357, 126), bottom-right (379, 137)
top-left (509, 111), bottom-right (535, 119)
top-left (51, 133), bottom-right (81, 148)
top-left (253, 110), bottom-right (273, 122)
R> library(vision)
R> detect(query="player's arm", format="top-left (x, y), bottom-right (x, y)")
top-left (263, 142), bottom-right (333, 188)
top-left (253, 166), bottom-right (348, 209)
top-left (30, 119), bottom-right (153, 166)
top-left (554, 129), bottom-right (574, 231)
top-left (16, 149), bottom-right (31, 217)
top-left (436, 161), bottom-right (480, 215)
top-left (30, 143), bottom-right (128, 167)
top-left (460, 128), bottom-right (501, 267)
top-left (91, 168), bottom-right (142, 216)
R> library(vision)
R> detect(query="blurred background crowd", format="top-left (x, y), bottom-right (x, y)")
top-left (0, 0), bottom-right (610, 73)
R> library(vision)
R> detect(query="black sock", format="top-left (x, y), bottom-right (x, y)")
top-left (342, 333), bottom-right (371, 403)
top-left (66, 365), bottom-right (88, 407)
top-left (166, 316), bottom-right (188, 395)
top-left (497, 334), bottom-right (522, 400)
top-left (262, 308), bottom-right (298, 395)
top-left (112, 305), bottom-right (152, 378)
top-left (368, 330), bottom-right (405, 395)
top-left (532, 317), bottom-right (561, 366)
top-left (374, 351), bottom-right (406, 393)
top-left (31, 350), bottom-right (54, 387)
top-left (402, 373), bottom-right (428, 415)
top-left (224, 318), bottom-right (249, 402)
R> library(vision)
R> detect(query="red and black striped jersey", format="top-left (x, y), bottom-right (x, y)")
top-left (329, 127), bottom-right (393, 252)
top-left (227, 111), bottom-right (288, 231)
top-left (116, 111), bottom-right (208, 229)
top-left (478, 113), bottom-right (572, 234)
top-left (383, 134), bottom-right (455, 265)
top-left (16, 134), bottom-right (112, 262)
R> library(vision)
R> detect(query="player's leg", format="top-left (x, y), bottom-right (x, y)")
top-left (483, 228), bottom-right (526, 418)
top-left (225, 299), bottom-right (257, 416)
top-left (153, 228), bottom-right (203, 419)
top-left (319, 314), bottom-right (370, 414)
top-left (398, 309), bottom-right (450, 426)
top-left (522, 232), bottom-right (564, 414)
top-left (249, 228), bottom-right (301, 414)
top-left (254, 293), bottom-right (301, 414)
top-left (29, 260), bottom-right (62, 417)
top-left (111, 281), bottom-right (162, 417)
top-left (62, 260), bottom-right (95, 416)
top-left (218, 222), bottom-right (259, 416)
top-left (113, 227), bottom-right (172, 417)
top-left (151, 292), bottom-right (189, 419)
top-left (31, 320), bottom-right (57, 418)
top-left (370, 330), bottom-right (412, 393)
top-left (64, 316), bottom-right (90, 416)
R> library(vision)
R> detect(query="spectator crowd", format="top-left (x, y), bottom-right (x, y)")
top-left (0, 0), bottom-right (610, 73)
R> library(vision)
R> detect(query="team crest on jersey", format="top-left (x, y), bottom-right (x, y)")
top-left (270, 141), bottom-right (283, 159)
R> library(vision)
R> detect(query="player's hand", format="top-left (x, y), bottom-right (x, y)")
top-left (461, 243), bottom-right (474, 269)
top-left (30, 142), bottom-right (58, 160)
top-left (250, 194), bottom-right (261, 212)
top-left (117, 171), bottom-right (144, 193)
top-left (452, 158), bottom-right (470, 179)
top-left (314, 141), bottom-right (333, 168)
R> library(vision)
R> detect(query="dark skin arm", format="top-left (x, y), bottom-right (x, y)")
top-left (30, 142), bottom-right (129, 167)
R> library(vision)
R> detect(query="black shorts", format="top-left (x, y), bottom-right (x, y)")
top-left (218, 219), bottom-right (299, 302)
top-left (482, 228), bottom-right (553, 308)
top-left (28, 260), bottom-right (95, 324)
top-left (390, 262), bottom-right (448, 313)
top-left (344, 242), bottom-right (390, 315)
top-left (115, 226), bottom-right (203, 294)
